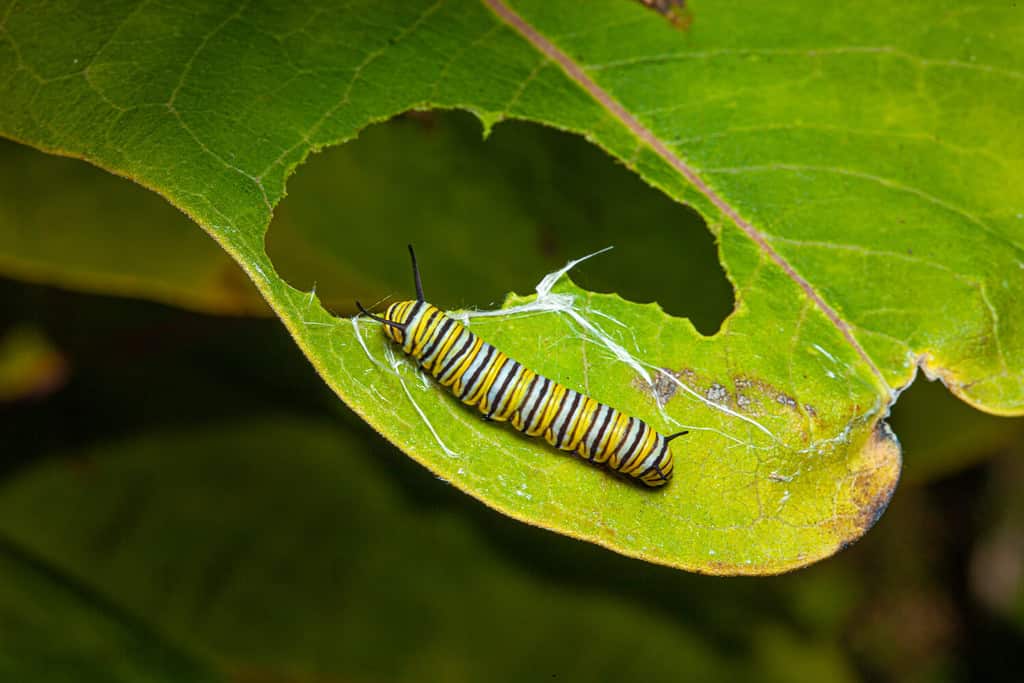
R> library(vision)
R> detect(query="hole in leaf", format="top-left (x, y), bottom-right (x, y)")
top-left (266, 110), bottom-right (733, 335)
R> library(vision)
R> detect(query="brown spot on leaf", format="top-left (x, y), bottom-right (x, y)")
top-left (835, 420), bottom-right (902, 551)
top-left (634, 0), bottom-right (694, 30)
top-left (637, 367), bottom-right (814, 425)
top-left (706, 382), bottom-right (729, 404)
top-left (732, 376), bottom-right (798, 416)
top-left (775, 392), bottom-right (798, 410)
top-left (858, 422), bottom-right (901, 525)
top-left (633, 367), bottom-right (682, 406)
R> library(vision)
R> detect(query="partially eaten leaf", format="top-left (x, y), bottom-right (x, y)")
top-left (0, 0), bottom-right (1020, 573)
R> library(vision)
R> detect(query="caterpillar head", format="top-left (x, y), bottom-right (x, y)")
top-left (355, 244), bottom-right (427, 347)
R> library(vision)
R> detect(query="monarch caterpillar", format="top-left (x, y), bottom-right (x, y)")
top-left (356, 246), bottom-right (686, 488)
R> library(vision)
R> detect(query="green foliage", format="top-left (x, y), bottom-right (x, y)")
top-left (0, 0), bottom-right (1021, 576)
top-left (0, 540), bottom-right (216, 682)
top-left (0, 417), bottom-right (856, 682)
top-left (0, 139), bottom-right (265, 314)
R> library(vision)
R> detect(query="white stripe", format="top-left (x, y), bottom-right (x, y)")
top-left (594, 409), bottom-right (620, 457)
top-left (420, 316), bottom-right (455, 366)
top-left (401, 304), bottom-right (429, 354)
top-left (615, 419), bottom-right (641, 457)
top-left (459, 343), bottom-right (495, 398)
top-left (438, 331), bottom-right (473, 383)
top-left (614, 420), bottom-right (644, 466)
top-left (584, 405), bottom-right (609, 454)
top-left (638, 436), bottom-right (667, 471)
top-left (519, 377), bottom-right (548, 431)
top-left (548, 390), bottom-right (578, 444)
top-left (495, 365), bottom-right (526, 417)
top-left (487, 361), bottom-right (519, 414)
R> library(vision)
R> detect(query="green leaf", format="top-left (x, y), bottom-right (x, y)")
top-left (1, 0), bottom-right (1021, 574)
top-left (0, 417), bottom-right (857, 682)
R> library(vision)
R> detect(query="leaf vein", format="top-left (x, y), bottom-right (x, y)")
top-left (708, 163), bottom-right (1024, 255)
top-left (483, 0), bottom-right (891, 394)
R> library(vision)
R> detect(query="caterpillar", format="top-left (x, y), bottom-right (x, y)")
top-left (356, 246), bottom-right (685, 488)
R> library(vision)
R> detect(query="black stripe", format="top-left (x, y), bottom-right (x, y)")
top-left (637, 445), bottom-right (667, 479)
top-left (421, 308), bottom-right (442, 337)
top-left (555, 391), bottom-right (583, 447)
top-left (460, 343), bottom-right (496, 400)
top-left (541, 382), bottom-right (572, 437)
top-left (394, 301), bottom-right (421, 344)
top-left (492, 363), bottom-right (524, 417)
top-left (477, 356), bottom-right (508, 407)
top-left (587, 405), bottom-right (617, 461)
top-left (408, 307), bottom-right (434, 351)
top-left (403, 301), bottom-right (424, 330)
top-left (512, 374), bottom-right (540, 428)
top-left (521, 376), bottom-right (550, 432)
top-left (625, 424), bottom-right (655, 473)
top-left (418, 315), bottom-right (455, 363)
top-left (487, 360), bottom-right (519, 418)
top-left (437, 331), bottom-right (475, 379)
top-left (616, 418), bottom-right (643, 470)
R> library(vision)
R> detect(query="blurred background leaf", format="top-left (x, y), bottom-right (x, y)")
top-left (0, 139), bottom-right (265, 316)
top-left (0, 535), bottom-right (218, 683)
top-left (0, 418), bottom-right (832, 682)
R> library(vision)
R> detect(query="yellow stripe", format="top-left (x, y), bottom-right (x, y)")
top-left (383, 303), bottom-right (401, 343)
top-left (599, 413), bottom-right (631, 466)
top-left (498, 368), bottom-right (534, 423)
top-left (410, 307), bottom-right (432, 347)
top-left (568, 398), bottom-right (600, 453)
top-left (448, 337), bottom-right (484, 395)
top-left (530, 383), bottom-right (565, 437)
top-left (624, 429), bottom-right (657, 475)
top-left (411, 307), bottom-right (444, 357)
top-left (429, 323), bottom-right (463, 377)
top-left (598, 409), bottom-right (626, 462)
top-left (469, 352), bottom-right (507, 408)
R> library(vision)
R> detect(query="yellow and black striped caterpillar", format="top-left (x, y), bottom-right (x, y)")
top-left (357, 247), bottom-right (685, 488)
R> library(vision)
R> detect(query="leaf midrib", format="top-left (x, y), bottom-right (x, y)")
top-left (483, 0), bottom-right (891, 392)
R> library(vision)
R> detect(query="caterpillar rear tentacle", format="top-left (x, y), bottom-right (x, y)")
top-left (361, 245), bottom-right (683, 488)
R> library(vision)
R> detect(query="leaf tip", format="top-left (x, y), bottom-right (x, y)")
top-left (837, 419), bottom-right (903, 550)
